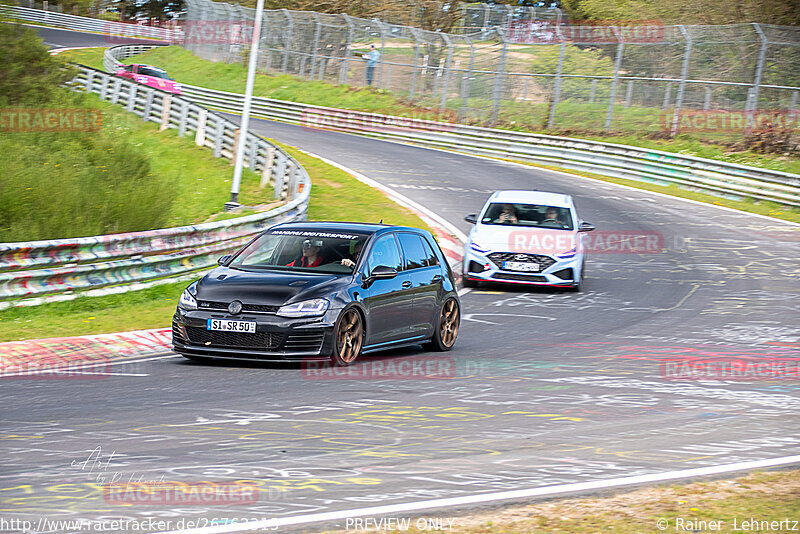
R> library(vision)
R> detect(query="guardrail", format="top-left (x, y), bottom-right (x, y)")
top-left (0, 4), bottom-right (180, 40)
top-left (103, 45), bottom-right (799, 206)
top-left (0, 65), bottom-right (311, 308)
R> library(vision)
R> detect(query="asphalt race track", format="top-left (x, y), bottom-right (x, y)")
top-left (2, 27), bottom-right (799, 534)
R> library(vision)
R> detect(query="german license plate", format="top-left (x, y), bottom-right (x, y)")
top-left (207, 319), bottom-right (256, 333)
top-left (503, 261), bottom-right (539, 272)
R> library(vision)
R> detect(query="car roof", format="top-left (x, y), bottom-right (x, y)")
top-left (488, 190), bottom-right (573, 207)
top-left (271, 221), bottom-right (428, 236)
top-left (132, 64), bottom-right (167, 72)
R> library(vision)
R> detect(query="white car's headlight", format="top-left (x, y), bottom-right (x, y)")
top-left (469, 239), bottom-right (490, 254)
top-left (277, 298), bottom-right (329, 318)
top-left (178, 281), bottom-right (198, 311)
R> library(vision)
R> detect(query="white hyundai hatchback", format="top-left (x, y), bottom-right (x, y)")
top-left (463, 190), bottom-right (595, 290)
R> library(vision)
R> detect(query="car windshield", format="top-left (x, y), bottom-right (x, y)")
top-left (138, 66), bottom-right (170, 79)
top-left (481, 203), bottom-right (574, 230)
top-left (228, 229), bottom-right (371, 274)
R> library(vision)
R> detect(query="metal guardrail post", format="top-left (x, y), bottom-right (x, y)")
top-left (440, 33), bottom-right (454, 110)
top-left (274, 153), bottom-right (287, 199)
top-left (410, 28), bottom-right (423, 99)
top-left (142, 88), bottom-right (154, 121)
top-left (459, 35), bottom-right (475, 122)
top-left (309, 12), bottom-right (322, 80)
top-left (547, 41), bottom-right (566, 129)
top-left (212, 117), bottom-right (224, 157)
top-left (377, 20), bottom-right (388, 87)
top-left (490, 29), bottom-right (508, 126)
top-left (281, 9), bottom-right (294, 74)
top-left (340, 14), bottom-right (355, 85)
top-left (748, 23), bottom-right (768, 128)
top-left (110, 78), bottom-right (121, 105)
top-left (195, 108), bottom-right (207, 146)
top-left (604, 27), bottom-right (624, 132)
top-left (178, 100), bottom-right (189, 137)
top-left (671, 25), bottom-right (692, 137)
top-left (126, 84), bottom-right (137, 112)
top-left (160, 94), bottom-right (172, 131)
top-left (261, 146), bottom-right (275, 188)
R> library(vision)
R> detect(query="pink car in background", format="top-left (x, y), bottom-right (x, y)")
top-left (115, 64), bottom-right (182, 95)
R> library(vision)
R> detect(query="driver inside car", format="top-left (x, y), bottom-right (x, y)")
top-left (340, 240), bottom-right (364, 269)
top-left (287, 239), bottom-right (325, 267)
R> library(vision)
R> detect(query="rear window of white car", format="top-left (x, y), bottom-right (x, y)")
top-left (481, 203), bottom-right (574, 230)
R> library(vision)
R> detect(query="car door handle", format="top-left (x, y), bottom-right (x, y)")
top-left (402, 280), bottom-right (412, 288)
top-left (432, 275), bottom-right (442, 283)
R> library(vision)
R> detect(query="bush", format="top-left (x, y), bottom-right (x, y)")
top-left (0, 24), bottom-right (76, 105)
top-left (0, 112), bottom-right (174, 241)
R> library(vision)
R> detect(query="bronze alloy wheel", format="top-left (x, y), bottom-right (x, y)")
top-left (333, 308), bottom-right (363, 365)
top-left (439, 298), bottom-right (460, 348)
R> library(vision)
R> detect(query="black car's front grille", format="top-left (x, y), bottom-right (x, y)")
top-left (185, 327), bottom-right (284, 349)
top-left (284, 331), bottom-right (325, 352)
top-left (198, 301), bottom-right (279, 314)
top-left (243, 304), bottom-right (280, 313)
top-left (488, 252), bottom-right (556, 271)
top-left (198, 301), bottom-right (228, 310)
top-left (492, 273), bottom-right (548, 282)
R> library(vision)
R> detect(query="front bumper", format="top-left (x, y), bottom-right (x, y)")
top-left (463, 247), bottom-right (582, 287)
top-left (172, 307), bottom-right (340, 361)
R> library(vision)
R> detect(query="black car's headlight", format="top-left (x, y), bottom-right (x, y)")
top-left (276, 298), bottom-right (329, 318)
top-left (178, 281), bottom-right (198, 311)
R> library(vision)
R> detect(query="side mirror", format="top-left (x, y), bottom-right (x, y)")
top-left (217, 254), bottom-right (232, 265)
top-left (369, 265), bottom-right (398, 280)
top-left (578, 222), bottom-right (595, 233)
top-left (464, 214), bottom-right (478, 224)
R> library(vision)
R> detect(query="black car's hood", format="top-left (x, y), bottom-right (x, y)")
top-left (196, 267), bottom-right (349, 306)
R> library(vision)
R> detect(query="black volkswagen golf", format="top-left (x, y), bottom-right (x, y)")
top-left (172, 222), bottom-right (460, 365)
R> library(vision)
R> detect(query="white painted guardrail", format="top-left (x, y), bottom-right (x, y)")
top-left (104, 44), bottom-right (800, 207)
top-left (0, 4), bottom-right (181, 40)
top-left (0, 65), bottom-right (311, 308)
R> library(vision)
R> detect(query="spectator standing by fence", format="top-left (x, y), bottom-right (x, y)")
top-left (364, 45), bottom-right (379, 86)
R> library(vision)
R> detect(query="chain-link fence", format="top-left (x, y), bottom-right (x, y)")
top-left (183, 0), bottom-right (799, 142)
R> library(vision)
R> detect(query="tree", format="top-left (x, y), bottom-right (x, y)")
top-left (0, 24), bottom-right (76, 105)
top-left (116, 0), bottom-right (185, 23)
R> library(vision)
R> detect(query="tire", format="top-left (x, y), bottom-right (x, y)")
top-left (330, 308), bottom-right (364, 366)
top-left (425, 298), bottom-right (460, 352)
top-left (568, 261), bottom-right (586, 292)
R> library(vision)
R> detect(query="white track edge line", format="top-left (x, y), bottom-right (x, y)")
top-left (368, 138), bottom-right (800, 228)
top-left (296, 149), bottom-right (469, 242)
top-left (155, 454), bottom-right (800, 533)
